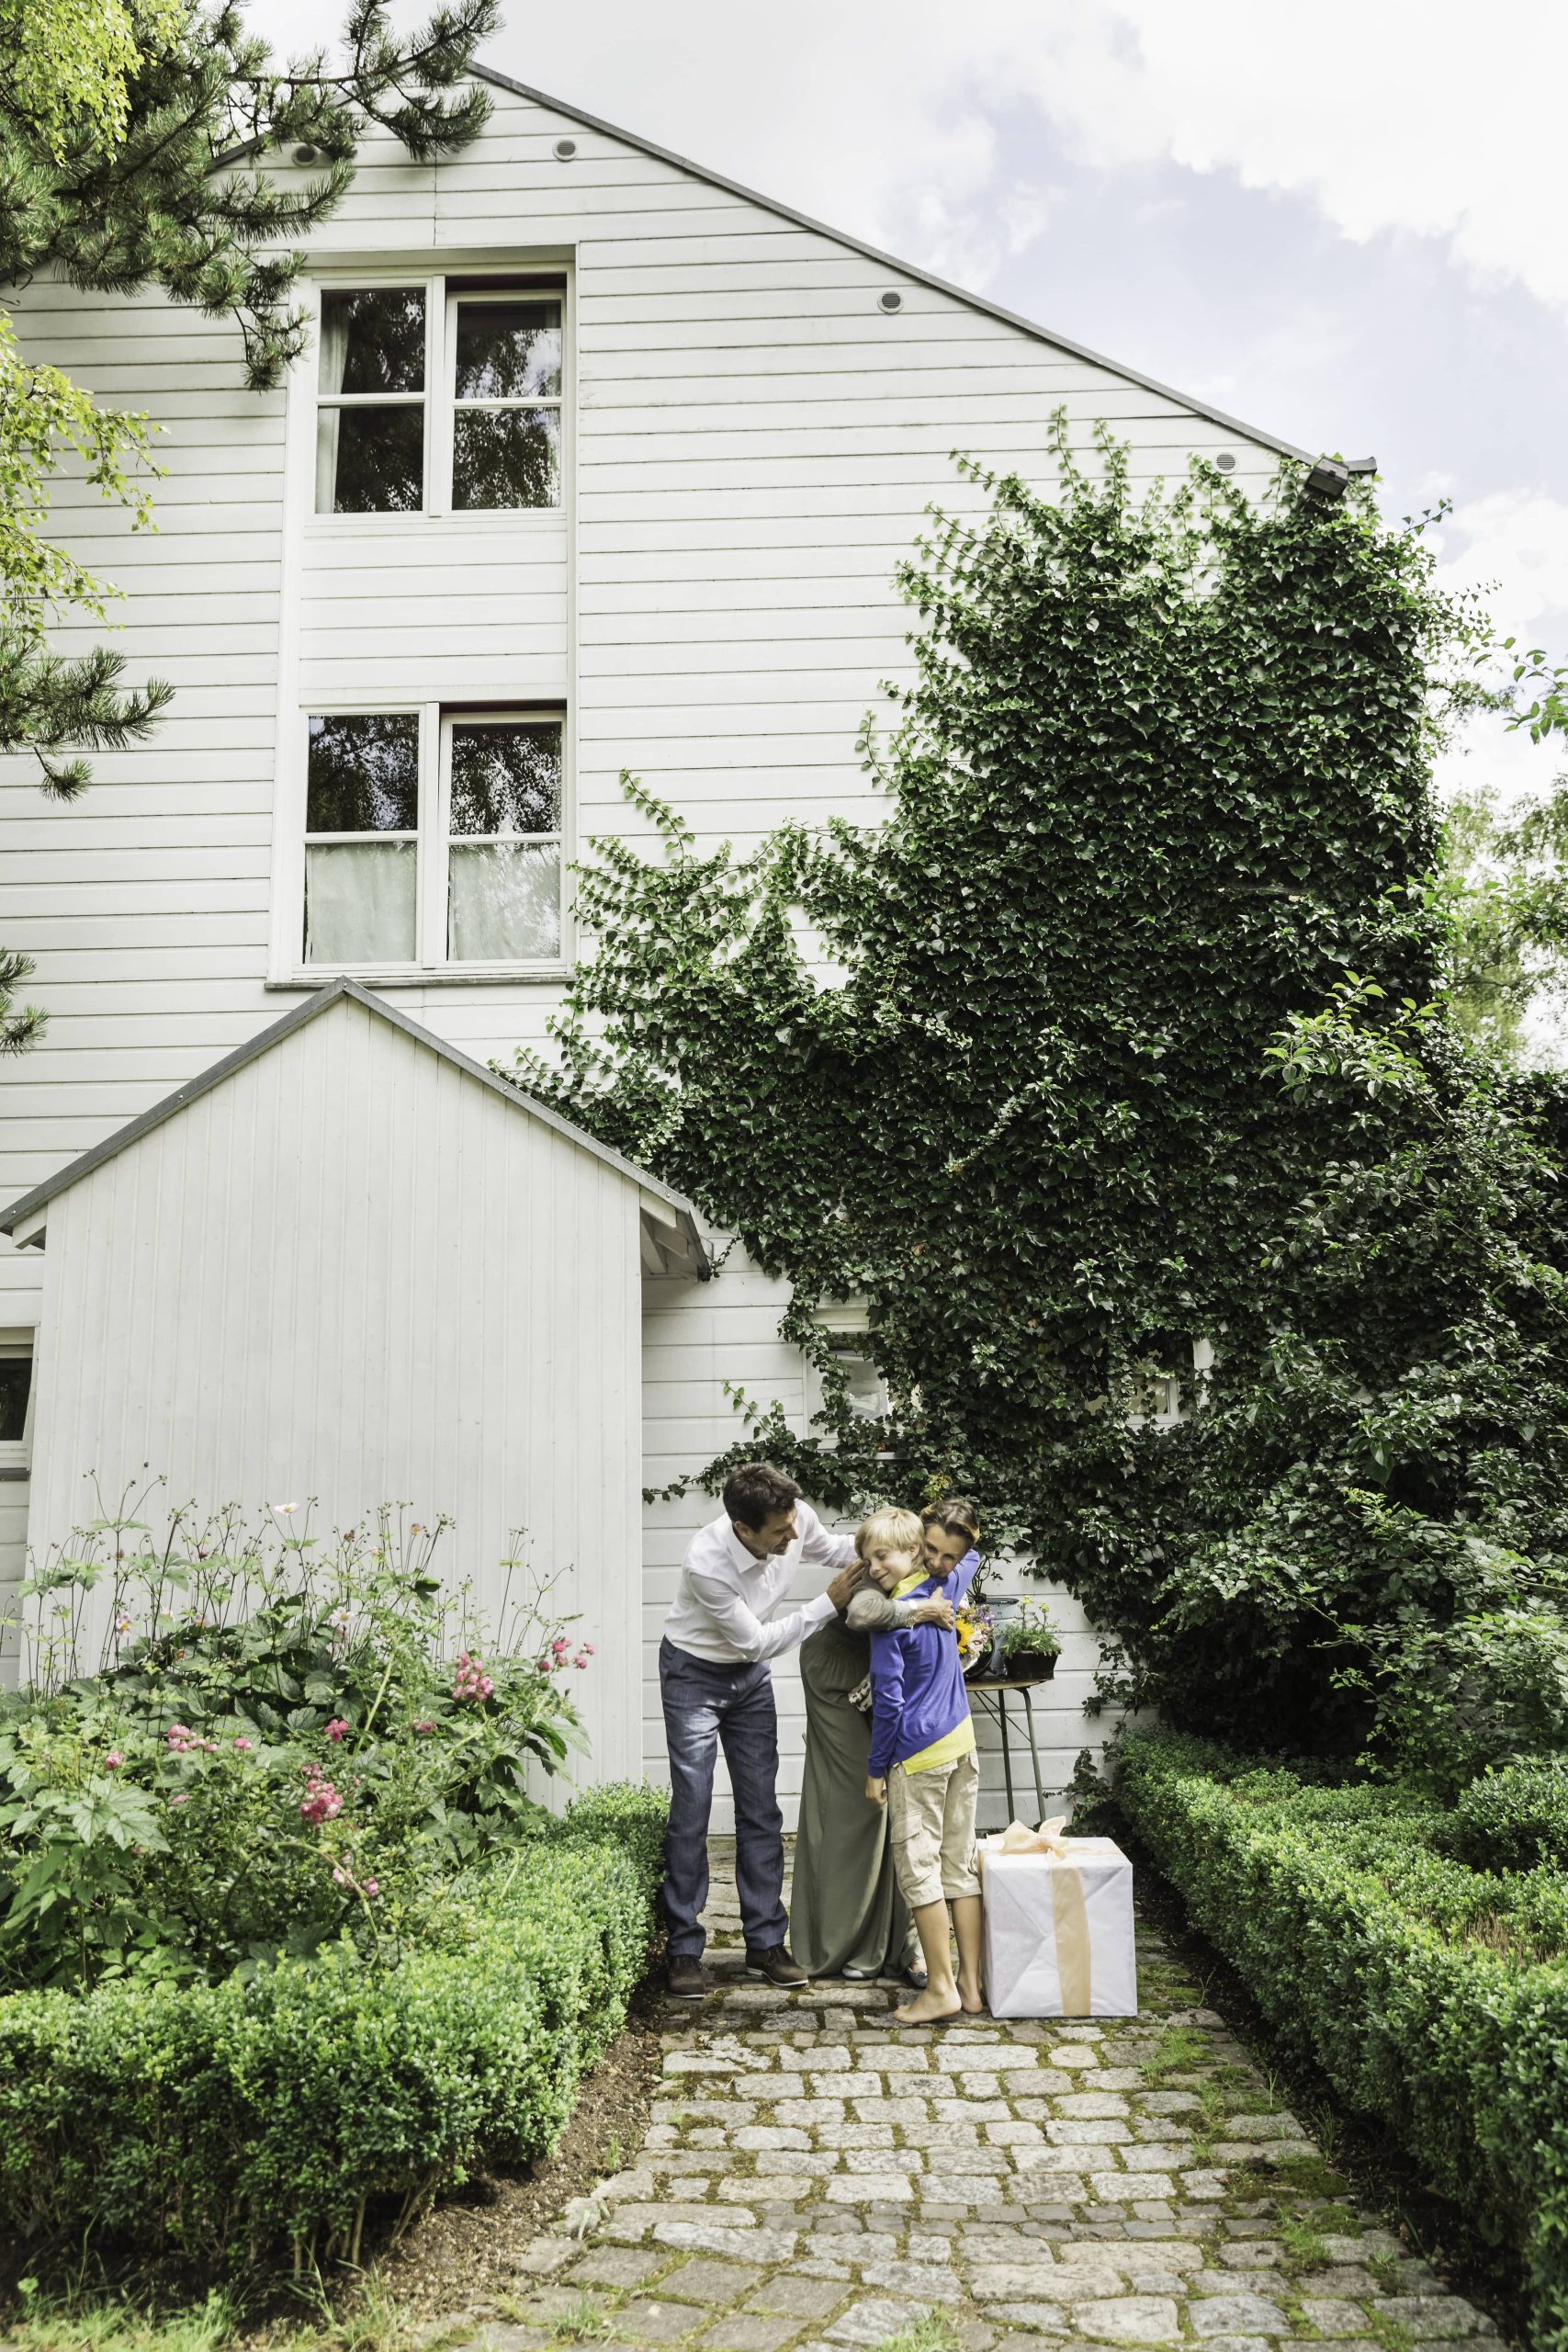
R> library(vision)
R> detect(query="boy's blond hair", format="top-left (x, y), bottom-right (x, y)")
top-left (855, 1505), bottom-right (923, 1562)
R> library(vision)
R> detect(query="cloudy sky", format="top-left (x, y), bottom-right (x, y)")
top-left (250, 0), bottom-right (1568, 806)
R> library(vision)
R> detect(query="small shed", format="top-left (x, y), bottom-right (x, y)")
top-left (0, 979), bottom-right (705, 1780)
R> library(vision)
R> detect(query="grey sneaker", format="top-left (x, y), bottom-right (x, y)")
top-left (667, 1952), bottom-right (706, 1998)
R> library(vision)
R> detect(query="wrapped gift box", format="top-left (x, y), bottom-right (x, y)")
top-left (979, 1819), bottom-right (1138, 2018)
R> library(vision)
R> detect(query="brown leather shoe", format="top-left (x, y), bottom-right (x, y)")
top-left (745, 1944), bottom-right (808, 1986)
top-left (667, 1952), bottom-right (706, 1998)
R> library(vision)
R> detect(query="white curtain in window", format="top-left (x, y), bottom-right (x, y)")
top-left (314, 300), bottom-right (350, 512)
top-left (305, 842), bottom-right (416, 963)
top-left (448, 842), bottom-right (560, 961)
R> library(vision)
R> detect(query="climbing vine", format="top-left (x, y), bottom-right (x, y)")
top-left (512, 419), bottom-right (1568, 1763)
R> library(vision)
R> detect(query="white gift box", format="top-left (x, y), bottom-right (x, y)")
top-left (979, 1823), bottom-right (1138, 2018)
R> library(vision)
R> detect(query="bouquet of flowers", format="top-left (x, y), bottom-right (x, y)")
top-left (956, 1599), bottom-right (995, 1679)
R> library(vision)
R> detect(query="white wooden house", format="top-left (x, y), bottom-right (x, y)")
top-left (0, 70), bottom-right (1307, 1825)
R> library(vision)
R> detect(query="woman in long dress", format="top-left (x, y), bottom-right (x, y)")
top-left (790, 1498), bottom-right (980, 1981)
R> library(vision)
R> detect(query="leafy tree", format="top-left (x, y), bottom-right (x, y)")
top-left (0, 0), bottom-right (499, 1046)
top-left (1437, 782), bottom-right (1568, 1060)
top-left (513, 424), bottom-right (1568, 1768)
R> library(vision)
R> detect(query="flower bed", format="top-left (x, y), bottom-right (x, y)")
top-left (1114, 1730), bottom-right (1568, 2352)
top-left (0, 1781), bottom-right (666, 2267)
top-left (0, 1504), bottom-right (667, 2268)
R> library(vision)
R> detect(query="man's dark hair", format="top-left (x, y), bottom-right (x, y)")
top-left (722, 1463), bottom-right (804, 1532)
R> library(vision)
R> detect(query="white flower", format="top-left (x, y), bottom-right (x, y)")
top-left (271, 1501), bottom-right (298, 1515)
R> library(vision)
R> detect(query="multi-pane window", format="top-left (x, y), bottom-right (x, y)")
top-left (313, 278), bottom-right (564, 515)
top-left (302, 710), bottom-right (564, 968)
top-left (303, 714), bottom-right (421, 962)
top-left (447, 717), bottom-right (563, 960)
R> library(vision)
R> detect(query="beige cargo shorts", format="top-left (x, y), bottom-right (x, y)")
top-left (887, 1747), bottom-right (982, 1910)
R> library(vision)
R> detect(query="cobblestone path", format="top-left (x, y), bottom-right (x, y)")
top-left (489, 1842), bottom-right (1505, 2352)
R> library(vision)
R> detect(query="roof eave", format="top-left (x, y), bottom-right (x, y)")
top-left (0, 978), bottom-right (706, 1257)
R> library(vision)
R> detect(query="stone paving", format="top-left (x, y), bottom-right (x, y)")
top-left (470, 1841), bottom-right (1506, 2352)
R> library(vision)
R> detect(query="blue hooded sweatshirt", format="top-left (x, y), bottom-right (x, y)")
top-left (866, 1547), bottom-right (980, 1778)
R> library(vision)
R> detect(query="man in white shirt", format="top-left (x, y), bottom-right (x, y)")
top-left (660, 1461), bottom-right (860, 1996)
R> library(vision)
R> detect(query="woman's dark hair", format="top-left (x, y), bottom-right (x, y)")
top-left (722, 1462), bottom-right (804, 1532)
top-left (921, 1494), bottom-right (981, 1544)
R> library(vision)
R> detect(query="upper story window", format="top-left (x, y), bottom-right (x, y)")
top-left (314, 278), bottom-right (564, 518)
top-left (303, 707), bottom-right (564, 970)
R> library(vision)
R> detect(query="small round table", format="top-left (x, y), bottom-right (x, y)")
top-left (965, 1675), bottom-right (1053, 1823)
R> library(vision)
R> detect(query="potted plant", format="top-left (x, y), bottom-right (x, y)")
top-left (988, 1596), bottom-right (1061, 1683)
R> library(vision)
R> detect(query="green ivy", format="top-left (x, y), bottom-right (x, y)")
top-left (510, 420), bottom-right (1568, 1760)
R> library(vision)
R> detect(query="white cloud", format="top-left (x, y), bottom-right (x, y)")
top-left (1430, 491), bottom-right (1568, 638)
top-left (245, 1), bottom-right (1568, 311)
top-left (242, 2), bottom-right (1568, 310)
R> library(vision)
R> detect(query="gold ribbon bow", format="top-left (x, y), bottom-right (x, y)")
top-left (997, 1814), bottom-right (1072, 1857)
top-left (988, 1815), bottom-right (1091, 2012)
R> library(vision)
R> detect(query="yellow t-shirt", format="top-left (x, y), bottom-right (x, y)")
top-left (883, 1568), bottom-right (976, 1775)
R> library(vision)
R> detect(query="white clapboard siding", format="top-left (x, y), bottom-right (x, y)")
top-left (16, 992), bottom-right (646, 1779)
top-left (0, 69), bottom-right (1300, 1787)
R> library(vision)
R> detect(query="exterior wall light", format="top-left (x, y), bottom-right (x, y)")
top-left (1305, 455), bottom-right (1378, 501)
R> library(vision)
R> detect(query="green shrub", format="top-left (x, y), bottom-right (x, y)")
top-left (0, 1504), bottom-right (594, 1989)
top-left (1115, 1730), bottom-right (1568, 2352)
top-left (1449, 1758), bottom-right (1568, 1874)
top-left (0, 1787), bottom-right (666, 2267)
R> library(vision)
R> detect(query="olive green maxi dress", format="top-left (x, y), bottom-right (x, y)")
top-left (791, 1607), bottom-right (914, 1978)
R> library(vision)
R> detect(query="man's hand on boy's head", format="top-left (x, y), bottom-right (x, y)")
top-left (864, 1774), bottom-right (887, 1804)
top-left (828, 1560), bottom-right (867, 1610)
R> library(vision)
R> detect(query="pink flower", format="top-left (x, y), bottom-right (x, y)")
top-left (170, 1792), bottom-right (189, 1806)
top-left (299, 1778), bottom-right (344, 1825)
top-left (233, 1736), bottom-right (254, 1752)
top-left (551, 1636), bottom-right (570, 1656)
top-left (412, 1719), bottom-right (435, 1735)
top-left (364, 1879), bottom-right (379, 1899)
top-left (580, 1643), bottom-right (595, 1657)
top-left (325, 1717), bottom-right (348, 1743)
top-left (332, 1863), bottom-right (351, 1886)
top-left (104, 1750), bottom-right (123, 1770)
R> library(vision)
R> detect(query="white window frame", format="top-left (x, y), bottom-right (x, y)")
top-left (439, 285), bottom-right (565, 519)
top-left (310, 271), bottom-right (569, 525)
top-left (298, 702), bottom-right (569, 979)
top-left (437, 708), bottom-right (567, 967)
top-left (0, 1333), bottom-right (35, 1482)
top-left (804, 1303), bottom-right (891, 1436)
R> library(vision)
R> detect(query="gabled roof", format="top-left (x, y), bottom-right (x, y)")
top-left (478, 66), bottom-right (1313, 467)
top-left (0, 978), bottom-right (709, 1273)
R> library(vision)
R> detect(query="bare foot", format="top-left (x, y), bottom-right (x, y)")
top-left (957, 1975), bottom-right (986, 2014)
top-left (895, 1983), bottom-right (963, 2025)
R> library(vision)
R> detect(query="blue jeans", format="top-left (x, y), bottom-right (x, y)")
top-left (660, 1635), bottom-right (789, 1957)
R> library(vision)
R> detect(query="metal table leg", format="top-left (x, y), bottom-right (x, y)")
top-left (1021, 1683), bottom-right (1046, 1820)
top-left (997, 1689), bottom-right (1016, 1821)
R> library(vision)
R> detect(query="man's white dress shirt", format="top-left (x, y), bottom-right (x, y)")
top-left (663, 1500), bottom-right (857, 1666)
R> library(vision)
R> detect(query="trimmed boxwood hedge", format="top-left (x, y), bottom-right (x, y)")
top-left (0, 1781), bottom-right (668, 2267)
top-left (1115, 1732), bottom-right (1568, 2352)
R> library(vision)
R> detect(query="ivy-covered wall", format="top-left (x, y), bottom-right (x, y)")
top-left (515, 421), bottom-right (1568, 1774)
